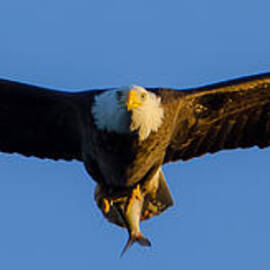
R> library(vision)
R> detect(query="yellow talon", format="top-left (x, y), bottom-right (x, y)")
top-left (134, 184), bottom-right (142, 200)
top-left (103, 198), bottom-right (110, 214)
top-left (113, 197), bottom-right (126, 203)
top-left (126, 184), bottom-right (142, 213)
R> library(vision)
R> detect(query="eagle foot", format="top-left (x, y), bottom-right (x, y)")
top-left (125, 184), bottom-right (142, 214)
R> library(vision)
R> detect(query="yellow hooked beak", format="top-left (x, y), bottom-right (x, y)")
top-left (126, 90), bottom-right (142, 111)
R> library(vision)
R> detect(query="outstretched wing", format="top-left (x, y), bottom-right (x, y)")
top-left (0, 79), bottom-right (97, 161)
top-left (164, 73), bottom-right (270, 162)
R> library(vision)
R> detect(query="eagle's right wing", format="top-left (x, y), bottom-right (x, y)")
top-left (0, 79), bottom-right (100, 161)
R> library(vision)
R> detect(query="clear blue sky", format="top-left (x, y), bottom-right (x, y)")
top-left (0, 0), bottom-right (270, 269)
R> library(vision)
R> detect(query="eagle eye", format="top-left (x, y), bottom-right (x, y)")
top-left (141, 93), bottom-right (147, 100)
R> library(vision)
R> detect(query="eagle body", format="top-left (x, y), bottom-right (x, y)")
top-left (80, 87), bottom-right (179, 189)
top-left (1, 73), bottom-right (270, 254)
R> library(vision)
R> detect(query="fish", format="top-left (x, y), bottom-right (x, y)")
top-left (115, 184), bottom-right (151, 257)
top-left (94, 169), bottom-right (174, 256)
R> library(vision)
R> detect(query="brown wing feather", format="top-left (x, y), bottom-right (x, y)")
top-left (0, 79), bottom-right (97, 161)
top-left (164, 73), bottom-right (270, 162)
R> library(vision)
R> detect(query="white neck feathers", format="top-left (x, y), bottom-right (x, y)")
top-left (129, 91), bottom-right (164, 140)
top-left (91, 86), bottom-right (164, 141)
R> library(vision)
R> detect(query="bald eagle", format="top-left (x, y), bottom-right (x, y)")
top-left (1, 73), bottom-right (270, 255)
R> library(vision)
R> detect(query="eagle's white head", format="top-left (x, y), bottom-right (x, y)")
top-left (92, 86), bottom-right (164, 141)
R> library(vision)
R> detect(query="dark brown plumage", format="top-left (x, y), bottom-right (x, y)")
top-left (1, 73), bottom-right (270, 186)
top-left (163, 73), bottom-right (270, 163)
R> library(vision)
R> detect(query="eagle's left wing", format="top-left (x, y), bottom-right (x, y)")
top-left (164, 73), bottom-right (270, 163)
